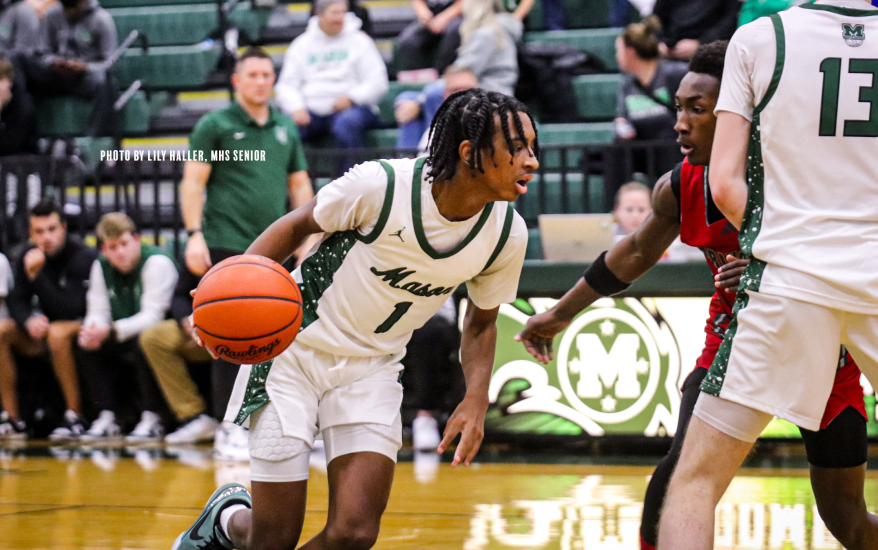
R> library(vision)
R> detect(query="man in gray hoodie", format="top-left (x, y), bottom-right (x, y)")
top-left (275, 0), bottom-right (388, 173)
top-left (27, 0), bottom-right (117, 136)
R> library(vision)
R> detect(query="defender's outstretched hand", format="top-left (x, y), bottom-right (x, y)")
top-left (515, 310), bottom-right (571, 365)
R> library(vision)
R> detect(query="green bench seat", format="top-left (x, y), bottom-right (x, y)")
top-left (524, 0), bottom-right (613, 31)
top-left (514, 172), bottom-right (606, 223)
top-left (110, 3), bottom-right (270, 46)
top-left (113, 43), bottom-right (223, 89)
top-left (377, 81), bottom-right (426, 127)
top-left (573, 73), bottom-right (622, 121)
top-left (37, 91), bottom-right (151, 137)
top-left (524, 28), bottom-right (622, 72)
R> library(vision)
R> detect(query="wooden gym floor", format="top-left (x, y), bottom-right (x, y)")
top-left (2, 443), bottom-right (878, 549)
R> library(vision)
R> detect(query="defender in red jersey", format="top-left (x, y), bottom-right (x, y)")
top-left (517, 41), bottom-right (878, 550)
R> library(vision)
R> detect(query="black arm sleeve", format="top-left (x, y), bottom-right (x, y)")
top-left (8, 254), bottom-right (34, 328)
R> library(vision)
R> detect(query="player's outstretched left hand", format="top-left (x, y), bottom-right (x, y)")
top-left (438, 395), bottom-right (487, 467)
top-left (515, 310), bottom-right (571, 365)
top-left (715, 255), bottom-right (750, 293)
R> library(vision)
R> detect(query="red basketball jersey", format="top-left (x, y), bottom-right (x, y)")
top-left (674, 160), bottom-right (740, 312)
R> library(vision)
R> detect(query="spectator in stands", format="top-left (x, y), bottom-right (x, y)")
top-left (276, 0), bottom-right (387, 173)
top-left (613, 181), bottom-right (651, 239)
top-left (503, 0), bottom-right (535, 21)
top-left (139, 264), bottom-right (217, 445)
top-left (0, 0), bottom-right (43, 59)
top-left (0, 198), bottom-right (96, 440)
top-left (183, 46), bottom-right (314, 460)
top-left (0, 56), bottom-right (37, 156)
top-left (397, 0), bottom-right (463, 74)
top-left (395, 67), bottom-right (477, 150)
top-left (651, 0), bottom-right (739, 60)
top-left (395, 0), bottom-right (522, 149)
top-left (27, 0), bottom-right (117, 136)
top-left (614, 16), bottom-right (687, 142)
top-left (77, 213), bottom-right (178, 441)
top-left (311, 0), bottom-right (372, 36)
top-left (613, 180), bottom-right (701, 261)
top-left (454, 0), bottom-right (521, 94)
top-left (410, 0), bottom-right (533, 69)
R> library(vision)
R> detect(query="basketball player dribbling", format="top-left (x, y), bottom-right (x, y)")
top-left (172, 89), bottom-right (538, 550)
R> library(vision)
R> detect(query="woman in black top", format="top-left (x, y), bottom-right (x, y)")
top-left (614, 16), bottom-right (688, 142)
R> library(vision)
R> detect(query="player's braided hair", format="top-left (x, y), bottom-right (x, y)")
top-left (689, 40), bottom-right (728, 82)
top-left (426, 88), bottom-right (539, 181)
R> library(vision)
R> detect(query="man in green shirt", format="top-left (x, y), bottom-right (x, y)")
top-left (183, 47), bottom-right (315, 270)
top-left (180, 46), bottom-right (316, 460)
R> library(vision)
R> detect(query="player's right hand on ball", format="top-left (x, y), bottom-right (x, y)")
top-left (515, 310), bottom-right (570, 365)
top-left (186, 297), bottom-right (218, 359)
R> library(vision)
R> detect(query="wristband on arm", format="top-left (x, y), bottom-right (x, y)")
top-left (583, 251), bottom-right (631, 296)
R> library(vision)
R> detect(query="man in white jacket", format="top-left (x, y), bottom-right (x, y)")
top-left (275, 0), bottom-right (388, 173)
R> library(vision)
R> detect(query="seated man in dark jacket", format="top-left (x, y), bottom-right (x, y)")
top-left (0, 198), bottom-right (97, 440)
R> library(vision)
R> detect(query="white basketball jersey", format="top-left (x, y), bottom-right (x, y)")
top-left (292, 156), bottom-right (525, 356)
top-left (730, 3), bottom-right (878, 312)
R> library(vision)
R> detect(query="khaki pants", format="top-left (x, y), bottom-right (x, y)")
top-left (139, 320), bottom-right (212, 421)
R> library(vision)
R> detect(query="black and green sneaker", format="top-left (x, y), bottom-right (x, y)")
top-left (172, 483), bottom-right (251, 550)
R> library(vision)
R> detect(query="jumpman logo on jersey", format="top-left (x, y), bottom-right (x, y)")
top-left (388, 227), bottom-right (405, 242)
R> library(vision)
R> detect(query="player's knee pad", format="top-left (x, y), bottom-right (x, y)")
top-left (249, 402), bottom-right (311, 482)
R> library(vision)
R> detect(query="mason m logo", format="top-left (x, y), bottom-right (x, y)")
top-left (843, 23), bottom-right (865, 47)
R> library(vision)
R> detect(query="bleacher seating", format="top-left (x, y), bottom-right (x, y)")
top-left (29, 0), bottom-right (634, 252)
top-left (37, 93), bottom-right (151, 137)
top-left (524, 0), bottom-right (613, 31)
top-left (33, 0), bottom-right (627, 139)
top-left (515, 173), bottom-right (606, 224)
top-left (526, 227), bottom-right (542, 259)
top-left (572, 74), bottom-right (622, 121)
top-left (377, 81), bottom-right (426, 127)
top-left (523, 28), bottom-right (622, 71)
top-left (114, 42), bottom-right (224, 90)
top-left (109, 3), bottom-right (270, 46)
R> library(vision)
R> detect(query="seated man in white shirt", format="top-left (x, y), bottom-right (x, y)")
top-left (77, 213), bottom-right (178, 441)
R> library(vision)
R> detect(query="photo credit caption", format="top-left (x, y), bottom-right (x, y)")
top-left (100, 150), bottom-right (268, 162)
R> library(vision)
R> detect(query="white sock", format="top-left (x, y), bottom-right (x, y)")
top-left (219, 504), bottom-right (248, 538)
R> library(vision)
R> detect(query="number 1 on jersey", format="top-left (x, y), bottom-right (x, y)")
top-left (375, 301), bottom-right (413, 334)
top-left (819, 57), bottom-right (878, 137)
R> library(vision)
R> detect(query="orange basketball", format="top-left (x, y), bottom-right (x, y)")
top-left (192, 254), bottom-right (303, 364)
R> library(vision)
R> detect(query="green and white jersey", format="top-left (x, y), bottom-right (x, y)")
top-left (293, 156), bottom-right (528, 357)
top-left (716, 0), bottom-right (878, 313)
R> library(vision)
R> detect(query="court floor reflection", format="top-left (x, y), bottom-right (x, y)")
top-left (1, 444), bottom-right (874, 549)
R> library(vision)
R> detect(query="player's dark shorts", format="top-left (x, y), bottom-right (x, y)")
top-left (695, 296), bottom-right (867, 431)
